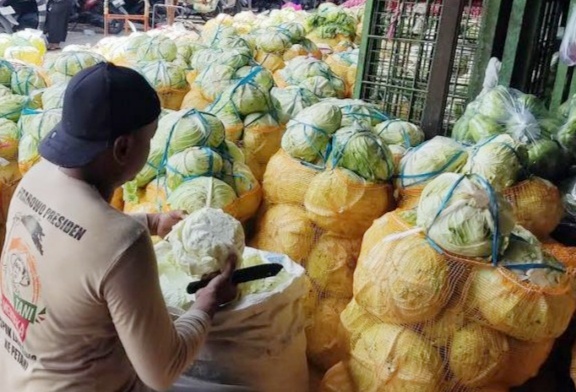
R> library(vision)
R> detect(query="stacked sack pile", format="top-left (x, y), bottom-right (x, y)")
top-left (251, 99), bottom-right (426, 379)
top-left (321, 170), bottom-right (576, 392)
top-left (122, 108), bottom-right (262, 223)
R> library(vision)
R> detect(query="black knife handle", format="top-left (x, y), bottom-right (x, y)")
top-left (186, 280), bottom-right (210, 294)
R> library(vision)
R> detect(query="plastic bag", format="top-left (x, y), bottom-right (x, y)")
top-left (560, 8), bottom-right (576, 66)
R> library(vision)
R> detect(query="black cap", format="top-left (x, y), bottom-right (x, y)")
top-left (39, 62), bottom-right (161, 168)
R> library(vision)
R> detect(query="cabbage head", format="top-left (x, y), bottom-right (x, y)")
top-left (137, 35), bottom-right (178, 62)
top-left (451, 113), bottom-right (503, 144)
top-left (0, 94), bottom-right (27, 122)
top-left (256, 28), bottom-right (292, 53)
top-left (41, 83), bottom-right (67, 110)
top-left (190, 48), bottom-right (222, 71)
top-left (527, 139), bottom-right (567, 181)
top-left (212, 79), bottom-right (272, 117)
top-left (477, 86), bottom-right (518, 123)
top-left (165, 207), bottom-right (245, 278)
top-left (373, 119), bottom-right (424, 147)
top-left (328, 99), bottom-right (388, 129)
top-left (516, 93), bottom-right (549, 119)
top-left (0, 60), bottom-right (14, 87)
top-left (222, 160), bottom-right (259, 195)
top-left (11, 66), bottom-right (47, 96)
top-left (221, 140), bottom-right (245, 163)
top-left (463, 134), bottom-right (527, 191)
top-left (0, 118), bottom-right (19, 160)
top-left (271, 86), bottom-right (319, 124)
top-left (398, 136), bottom-right (468, 188)
top-left (133, 142), bottom-right (165, 188)
top-left (292, 102), bottom-right (342, 134)
top-left (166, 147), bottom-right (224, 191)
top-left (329, 126), bottom-right (394, 182)
top-left (234, 65), bottom-right (274, 91)
top-left (280, 56), bottom-right (332, 84)
top-left (556, 117), bottom-right (576, 157)
top-left (167, 176), bottom-right (238, 214)
top-left (299, 75), bottom-right (346, 99)
top-left (47, 51), bottom-right (105, 78)
top-left (216, 36), bottom-right (253, 56)
top-left (139, 61), bottom-right (187, 91)
top-left (278, 22), bottom-right (305, 43)
top-left (195, 64), bottom-right (236, 101)
top-left (417, 172), bottom-right (516, 258)
top-left (155, 109), bottom-right (226, 152)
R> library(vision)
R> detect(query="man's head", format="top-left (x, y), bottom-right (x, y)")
top-left (39, 62), bottom-right (161, 188)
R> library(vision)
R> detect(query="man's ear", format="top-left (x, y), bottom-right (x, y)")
top-left (112, 135), bottom-right (133, 165)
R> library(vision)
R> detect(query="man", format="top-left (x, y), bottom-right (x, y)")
top-left (44, 0), bottom-right (72, 50)
top-left (0, 62), bottom-right (238, 391)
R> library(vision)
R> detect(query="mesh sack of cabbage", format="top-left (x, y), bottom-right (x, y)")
top-left (320, 173), bottom-right (576, 392)
top-left (137, 60), bottom-right (190, 111)
top-left (451, 85), bottom-right (568, 182)
top-left (17, 108), bottom-right (62, 175)
top-left (155, 208), bottom-right (309, 392)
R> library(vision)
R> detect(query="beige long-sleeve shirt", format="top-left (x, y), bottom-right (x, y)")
top-left (0, 161), bottom-right (211, 392)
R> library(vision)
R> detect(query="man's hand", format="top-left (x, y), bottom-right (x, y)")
top-left (193, 254), bottom-right (238, 318)
top-left (147, 211), bottom-right (187, 238)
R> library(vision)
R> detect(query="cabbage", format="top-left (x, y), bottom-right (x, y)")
top-left (477, 86), bottom-right (518, 123)
top-left (373, 119), bottom-right (424, 147)
top-left (18, 109), bottom-right (62, 172)
top-left (155, 109), bottom-right (226, 152)
top-left (166, 147), bottom-right (224, 191)
top-left (329, 126), bottom-right (394, 182)
top-left (221, 140), bottom-right (245, 163)
top-left (41, 83), bottom-right (67, 110)
top-left (0, 85), bottom-right (10, 97)
top-left (210, 75), bottom-right (272, 117)
top-left (165, 207), bottom-right (244, 278)
top-left (137, 35), bottom-right (178, 62)
top-left (527, 139), bottom-right (567, 181)
top-left (451, 113), bottom-right (503, 143)
top-left (282, 103), bottom-right (342, 163)
top-left (0, 60), bottom-right (14, 87)
top-left (11, 66), bottom-right (47, 96)
top-left (0, 118), bottom-right (19, 160)
top-left (516, 93), bottom-right (549, 119)
top-left (190, 48), bottom-right (223, 71)
top-left (201, 23), bottom-right (236, 47)
top-left (221, 160), bottom-right (259, 196)
top-left (196, 64), bottom-right (237, 101)
top-left (299, 75), bottom-right (346, 99)
top-left (167, 176), bottom-right (237, 214)
top-left (47, 51), bottom-right (105, 78)
top-left (132, 142), bottom-right (165, 188)
top-left (139, 61), bottom-right (188, 91)
top-left (279, 56), bottom-right (333, 84)
top-left (305, 6), bottom-right (356, 40)
top-left (256, 28), bottom-right (292, 53)
top-left (398, 136), bottom-right (468, 188)
top-left (243, 112), bottom-right (284, 163)
top-left (463, 134), bottom-right (527, 191)
top-left (0, 95), bottom-right (27, 122)
top-left (557, 117), bottom-right (576, 157)
top-left (417, 172), bottom-right (516, 258)
top-left (4, 46), bottom-right (42, 66)
top-left (14, 29), bottom-right (47, 56)
top-left (278, 22), bottom-right (305, 43)
top-left (270, 86), bottom-right (319, 123)
top-left (216, 36), bottom-right (253, 56)
top-left (234, 65), bottom-right (274, 91)
top-left (328, 99), bottom-right (388, 128)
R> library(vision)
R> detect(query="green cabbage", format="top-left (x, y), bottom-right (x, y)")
top-left (279, 56), bottom-right (333, 85)
top-left (451, 113), bottom-right (503, 144)
top-left (139, 61), bottom-right (187, 90)
top-left (0, 85), bottom-right (10, 98)
top-left (299, 75), bottom-right (346, 99)
top-left (11, 66), bottom-right (47, 96)
top-left (137, 35), bottom-right (178, 62)
top-left (328, 99), bottom-right (388, 129)
top-left (278, 22), bottom-right (305, 43)
top-left (256, 28), bottom-right (292, 53)
top-left (417, 172), bottom-right (516, 258)
top-left (222, 160), bottom-right (259, 195)
top-left (221, 140), bottom-right (245, 163)
top-left (0, 60), bottom-right (14, 87)
top-left (0, 95), bottom-right (27, 122)
top-left (216, 36), bottom-right (253, 56)
top-left (516, 93), bottom-right (550, 119)
top-left (329, 126), bottom-right (394, 182)
top-left (373, 119), bottom-right (424, 147)
top-left (133, 142), bottom-right (165, 188)
top-left (18, 109), bottom-right (62, 169)
top-left (463, 134), bottom-right (527, 191)
top-left (527, 139), bottom-right (567, 181)
top-left (477, 86), bottom-right (517, 123)
top-left (41, 83), bottom-right (67, 110)
top-left (0, 118), bottom-right (19, 160)
top-left (210, 76), bottom-right (272, 117)
top-left (196, 64), bottom-right (237, 101)
top-left (399, 136), bottom-right (468, 188)
top-left (234, 66), bottom-right (274, 91)
top-left (166, 147), bottom-right (224, 191)
top-left (556, 117), bottom-right (576, 157)
top-left (155, 109), bottom-right (226, 152)
top-left (270, 86), bottom-right (319, 124)
top-left (167, 176), bottom-right (238, 214)
top-left (47, 51), bottom-right (105, 78)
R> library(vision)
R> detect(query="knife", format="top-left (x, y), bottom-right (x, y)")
top-left (186, 263), bottom-right (284, 294)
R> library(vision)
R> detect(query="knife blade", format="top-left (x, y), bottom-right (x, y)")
top-left (186, 263), bottom-right (284, 294)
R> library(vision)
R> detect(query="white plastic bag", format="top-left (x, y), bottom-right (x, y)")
top-left (560, 7), bottom-right (576, 66)
top-left (170, 248), bottom-right (310, 392)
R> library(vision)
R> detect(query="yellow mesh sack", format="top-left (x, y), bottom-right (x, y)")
top-left (503, 177), bottom-right (563, 239)
top-left (157, 87), bottom-right (190, 111)
top-left (110, 187), bottom-right (124, 211)
top-left (542, 239), bottom-right (576, 269)
top-left (262, 149), bottom-right (319, 205)
top-left (144, 179), bottom-right (168, 205)
top-left (243, 113), bottom-right (285, 165)
top-left (304, 169), bottom-right (395, 238)
top-left (255, 51), bottom-right (285, 73)
top-left (283, 45), bottom-right (309, 62)
top-left (306, 33), bottom-right (352, 49)
top-left (306, 296), bottom-right (349, 371)
top-left (272, 70), bottom-right (289, 88)
top-left (347, 323), bottom-right (444, 392)
top-left (354, 233), bottom-right (452, 324)
top-left (0, 179), bottom-right (19, 251)
top-left (359, 209), bottom-right (414, 260)
top-left (345, 66), bottom-right (356, 91)
top-left (491, 338), bottom-right (553, 387)
top-left (320, 362), bottom-right (355, 392)
top-left (250, 203), bottom-right (315, 264)
top-left (245, 150), bottom-right (266, 182)
top-left (224, 184), bottom-right (263, 223)
top-left (325, 55), bottom-right (349, 81)
top-left (305, 234), bottom-right (361, 299)
top-left (186, 70), bottom-right (199, 86)
top-left (339, 298), bottom-right (380, 355)
top-left (0, 162), bottom-right (22, 186)
top-left (181, 86), bottom-right (211, 110)
top-left (465, 262), bottom-right (575, 342)
top-left (396, 185), bottom-right (425, 210)
top-left (123, 201), bottom-right (167, 214)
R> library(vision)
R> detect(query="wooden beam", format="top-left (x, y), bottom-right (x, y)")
top-left (421, 0), bottom-right (466, 138)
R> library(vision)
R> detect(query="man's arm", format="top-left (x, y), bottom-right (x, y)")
top-left (101, 233), bottom-right (211, 391)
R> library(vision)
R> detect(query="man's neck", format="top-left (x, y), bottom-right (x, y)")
top-left (59, 167), bottom-right (116, 202)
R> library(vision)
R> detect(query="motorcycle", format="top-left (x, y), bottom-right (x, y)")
top-left (0, 0), bottom-right (18, 33)
top-left (150, 0), bottom-right (240, 27)
top-left (69, 0), bottom-right (128, 34)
